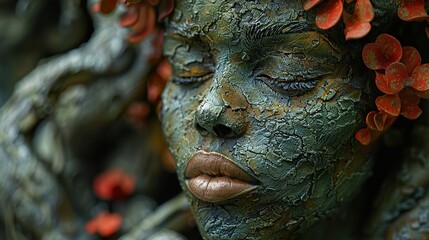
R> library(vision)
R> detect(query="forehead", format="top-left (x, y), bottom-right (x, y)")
top-left (168, 0), bottom-right (316, 42)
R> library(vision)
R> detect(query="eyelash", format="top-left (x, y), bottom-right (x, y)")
top-left (173, 71), bottom-right (319, 94)
top-left (256, 74), bottom-right (318, 94)
top-left (276, 80), bottom-right (317, 91)
top-left (172, 73), bottom-right (213, 86)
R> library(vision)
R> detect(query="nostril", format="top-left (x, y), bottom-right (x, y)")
top-left (196, 123), bottom-right (208, 134)
top-left (213, 124), bottom-right (232, 138)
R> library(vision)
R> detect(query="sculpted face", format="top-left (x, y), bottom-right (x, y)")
top-left (161, 0), bottom-right (374, 239)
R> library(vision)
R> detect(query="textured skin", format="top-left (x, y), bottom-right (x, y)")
top-left (161, 0), bottom-right (377, 239)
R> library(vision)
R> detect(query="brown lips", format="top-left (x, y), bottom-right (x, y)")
top-left (184, 151), bottom-right (258, 203)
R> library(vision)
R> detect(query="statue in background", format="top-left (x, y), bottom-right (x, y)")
top-left (0, 1), bottom-right (187, 239)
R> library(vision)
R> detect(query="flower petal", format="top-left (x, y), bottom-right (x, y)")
top-left (375, 34), bottom-right (403, 66)
top-left (157, 59), bottom-right (172, 80)
top-left (373, 112), bottom-right (389, 131)
top-left (385, 62), bottom-right (407, 93)
top-left (343, 12), bottom-right (372, 40)
top-left (362, 34), bottom-right (402, 70)
top-left (100, 0), bottom-right (117, 14)
top-left (355, 128), bottom-right (371, 145)
top-left (303, 0), bottom-right (325, 10)
top-left (93, 169), bottom-right (136, 200)
top-left (366, 111), bottom-right (378, 130)
top-left (375, 72), bottom-right (397, 95)
top-left (157, 0), bottom-right (175, 21)
top-left (120, 5), bottom-right (140, 27)
top-left (85, 216), bottom-right (100, 234)
top-left (398, 0), bottom-right (429, 22)
top-left (128, 2), bottom-right (148, 35)
top-left (149, 0), bottom-right (160, 5)
top-left (316, 0), bottom-right (343, 30)
top-left (401, 105), bottom-right (422, 119)
top-left (375, 94), bottom-right (401, 116)
top-left (384, 115), bottom-right (397, 130)
top-left (401, 46), bottom-right (422, 75)
top-left (362, 44), bottom-right (387, 70)
top-left (400, 89), bottom-right (422, 119)
top-left (91, 3), bottom-right (101, 13)
top-left (410, 64), bottom-right (429, 91)
top-left (399, 88), bottom-right (422, 120)
top-left (354, 0), bottom-right (374, 22)
top-left (400, 88), bottom-right (421, 105)
top-left (412, 88), bottom-right (429, 99)
top-left (128, 4), bottom-right (156, 43)
top-left (98, 213), bottom-right (122, 237)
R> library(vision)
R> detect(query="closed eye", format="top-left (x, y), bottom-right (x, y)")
top-left (172, 73), bottom-right (213, 86)
top-left (275, 80), bottom-right (317, 91)
top-left (256, 74), bottom-right (320, 95)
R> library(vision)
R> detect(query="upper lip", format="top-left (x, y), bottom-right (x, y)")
top-left (184, 151), bottom-right (259, 202)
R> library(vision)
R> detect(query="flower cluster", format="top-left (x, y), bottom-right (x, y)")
top-left (304, 1), bottom-right (429, 145)
top-left (93, 0), bottom-right (173, 131)
top-left (355, 34), bottom-right (429, 145)
top-left (303, 0), bottom-right (375, 40)
top-left (86, 169), bottom-right (136, 237)
top-left (92, 0), bottom-right (174, 43)
top-left (125, 59), bottom-right (172, 131)
top-left (93, 0), bottom-right (173, 169)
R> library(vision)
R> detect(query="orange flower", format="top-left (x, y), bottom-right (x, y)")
top-left (148, 59), bottom-right (172, 104)
top-left (303, 0), bottom-right (374, 40)
top-left (356, 34), bottom-right (429, 145)
top-left (92, 0), bottom-right (175, 43)
top-left (85, 212), bottom-right (122, 237)
top-left (93, 169), bottom-right (136, 200)
top-left (125, 102), bottom-right (151, 131)
top-left (398, 0), bottom-right (429, 22)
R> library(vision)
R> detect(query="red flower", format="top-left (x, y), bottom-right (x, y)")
top-left (148, 59), bottom-right (172, 104)
top-left (365, 111), bottom-right (396, 131)
top-left (85, 212), bottom-right (122, 237)
top-left (398, 0), bottom-right (429, 38)
top-left (398, 0), bottom-right (429, 22)
top-left (355, 128), bottom-right (372, 145)
top-left (362, 34), bottom-right (402, 70)
top-left (356, 34), bottom-right (429, 145)
top-left (303, 0), bottom-right (374, 40)
top-left (93, 169), bottom-right (136, 200)
top-left (125, 102), bottom-right (151, 131)
top-left (92, 0), bottom-right (175, 43)
top-left (98, 0), bottom-right (118, 14)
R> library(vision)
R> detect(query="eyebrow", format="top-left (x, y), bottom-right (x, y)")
top-left (166, 20), bottom-right (311, 44)
top-left (244, 21), bottom-right (310, 45)
top-left (165, 22), bottom-right (201, 39)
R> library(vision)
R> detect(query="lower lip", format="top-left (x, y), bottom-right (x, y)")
top-left (186, 175), bottom-right (257, 203)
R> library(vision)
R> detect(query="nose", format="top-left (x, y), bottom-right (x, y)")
top-left (194, 85), bottom-right (248, 139)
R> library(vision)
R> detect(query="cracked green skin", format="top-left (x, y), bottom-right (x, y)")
top-left (161, 0), bottom-right (375, 239)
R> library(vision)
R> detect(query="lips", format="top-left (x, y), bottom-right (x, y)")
top-left (184, 151), bottom-right (258, 203)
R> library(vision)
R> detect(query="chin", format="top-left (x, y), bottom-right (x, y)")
top-left (188, 196), bottom-right (317, 240)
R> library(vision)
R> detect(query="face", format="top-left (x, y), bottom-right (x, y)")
top-left (161, 0), bottom-right (374, 239)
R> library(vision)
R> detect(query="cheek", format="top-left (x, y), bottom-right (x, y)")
top-left (234, 81), bottom-right (362, 199)
top-left (161, 83), bottom-right (201, 171)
